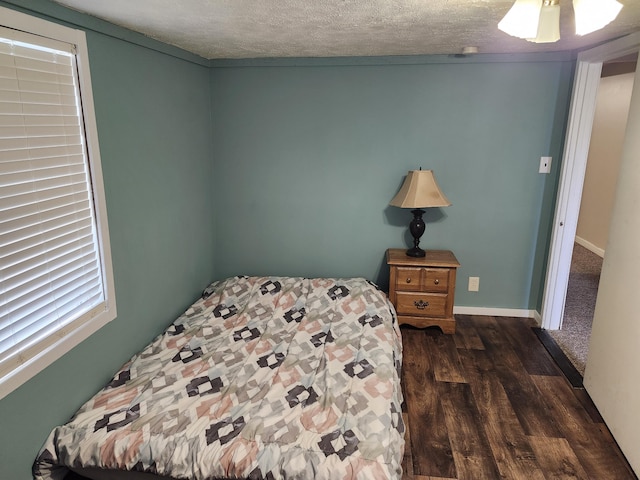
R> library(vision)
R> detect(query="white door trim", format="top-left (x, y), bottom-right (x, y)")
top-left (541, 32), bottom-right (640, 330)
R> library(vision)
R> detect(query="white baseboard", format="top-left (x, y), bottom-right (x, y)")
top-left (453, 306), bottom-right (538, 319)
top-left (575, 235), bottom-right (605, 258)
top-left (533, 310), bottom-right (542, 325)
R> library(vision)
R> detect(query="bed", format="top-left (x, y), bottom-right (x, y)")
top-left (33, 276), bottom-right (405, 480)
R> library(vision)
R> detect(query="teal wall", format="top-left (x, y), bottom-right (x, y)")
top-left (210, 58), bottom-right (573, 309)
top-left (0, 2), bottom-right (215, 479)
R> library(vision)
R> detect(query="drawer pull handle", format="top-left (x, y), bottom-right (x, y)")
top-left (406, 278), bottom-right (412, 283)
top-left (434, 279), bottom-right (439, 285)
top-left (414, 300), bottom-right (429, 310)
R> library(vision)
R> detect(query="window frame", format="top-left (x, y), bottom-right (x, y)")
top-left (0, 6), bottom-right (116, 400)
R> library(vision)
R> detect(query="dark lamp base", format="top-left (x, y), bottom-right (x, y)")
top-left (406, 208), bottom-right (426, 258)
top-left (406, 247), bottom-right (426, 258)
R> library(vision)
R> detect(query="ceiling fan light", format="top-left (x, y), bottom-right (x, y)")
top-left (498, 0), bottom-right (543, 39)
top-left (527, 3), bottom-right (561, 43)
top-left (573, 0), bottom-right (623, 36)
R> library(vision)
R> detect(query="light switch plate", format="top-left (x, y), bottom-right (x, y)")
top-left (539, 156), bottom-right (552, 174)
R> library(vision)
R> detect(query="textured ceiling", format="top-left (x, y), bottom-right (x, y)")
top-left (51, 0), bottom-right (640, 59)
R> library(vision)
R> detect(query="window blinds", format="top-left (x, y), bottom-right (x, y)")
top-left (0, 26), bottom-right (105, 378)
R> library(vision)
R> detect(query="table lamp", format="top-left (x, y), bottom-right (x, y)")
top-left (390, 169), bottom-right (451, 257)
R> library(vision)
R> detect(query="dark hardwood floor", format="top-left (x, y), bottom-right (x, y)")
top-left (401, 315), bottom-right (637, 480)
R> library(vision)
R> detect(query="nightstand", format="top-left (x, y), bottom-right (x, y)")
top-left (386, 248), bottom-right (460, 334)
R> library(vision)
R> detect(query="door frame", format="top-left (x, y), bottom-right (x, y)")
top-left (541, 32), bottom-right (640, 330)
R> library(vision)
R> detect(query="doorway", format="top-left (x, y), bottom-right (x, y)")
top-left (547, 55), bottom-right (637, 376)
top-left (541, 32), bottom-right (640, 337)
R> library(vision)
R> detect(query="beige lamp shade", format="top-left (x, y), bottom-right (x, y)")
top-left (390, 170), bottom-right (451, 209)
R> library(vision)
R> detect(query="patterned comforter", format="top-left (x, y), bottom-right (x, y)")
top-left (34, 276), bottom-right (405, 480)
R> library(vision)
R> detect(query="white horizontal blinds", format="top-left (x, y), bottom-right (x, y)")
top-left (0, 26), bottom-right (104, 376)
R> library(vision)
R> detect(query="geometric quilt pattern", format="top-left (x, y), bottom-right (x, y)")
top-left (34, 276), bottom-right (404, 480)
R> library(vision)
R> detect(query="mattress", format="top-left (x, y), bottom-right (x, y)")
top-left (34, 276), bottom-right (404, 480)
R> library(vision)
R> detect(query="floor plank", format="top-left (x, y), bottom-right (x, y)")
top-left (496, 317), bottom-right (561, 376)
top-left (427, 332), bottom-right (466, 383)
top-left (473, 317), bottom-right (563, 438)
top-left (528, 436), bottom-right (590, 480)
top-left (458, 348), bottom-right (546, 480)
top-left (452, 315), bottom-right (485, 351)
top-left (438, 381), bottom-right (501, 480)
top-left (571, 386), bottom-right (604, 424)
top-left (400, 316), bottom-right (637, 480)
top-left (402, 330), bottom-right (457, 478)
top-left (532, 375), bottom-right (637, 479)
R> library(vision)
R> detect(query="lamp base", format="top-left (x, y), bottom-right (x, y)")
top-left (407, 208), bottom-right (426, 258)
top-left (406, 246), bottom-right (426, 258)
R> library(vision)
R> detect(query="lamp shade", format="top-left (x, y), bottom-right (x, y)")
top-left (390, 170), bottom-right (451, 209)
top-left (574, 0), bottom-right (623, 36)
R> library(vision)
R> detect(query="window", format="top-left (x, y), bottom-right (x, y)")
top-left (0, 7), bottom-right (116, 399)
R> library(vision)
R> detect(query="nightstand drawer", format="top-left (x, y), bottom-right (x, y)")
top-left (396, 267), bottom-right (422, 291)
top-left (423, 268), bottom-right (449, 292)
top-left (395, 292), bottom-right (448, 318)
top-left (395, 267), bottom-right (449, 293)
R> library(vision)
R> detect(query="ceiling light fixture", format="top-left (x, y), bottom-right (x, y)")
top-left (498, 0), bottom-right (623, 43)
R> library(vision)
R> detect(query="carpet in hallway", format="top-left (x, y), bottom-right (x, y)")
top-left (548, 243), bottom-right (603, 376)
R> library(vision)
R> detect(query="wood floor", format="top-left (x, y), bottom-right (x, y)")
top-left (400, 315), bottom-right (637, 480)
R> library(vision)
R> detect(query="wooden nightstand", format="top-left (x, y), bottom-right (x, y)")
top-left (386, 248), bottom-right (460, 334)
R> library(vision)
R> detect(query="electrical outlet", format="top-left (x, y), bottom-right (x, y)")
top-left (539, 156), bottom-right (552, 174)
top-left (468, 276), bottom-right (480, 292)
